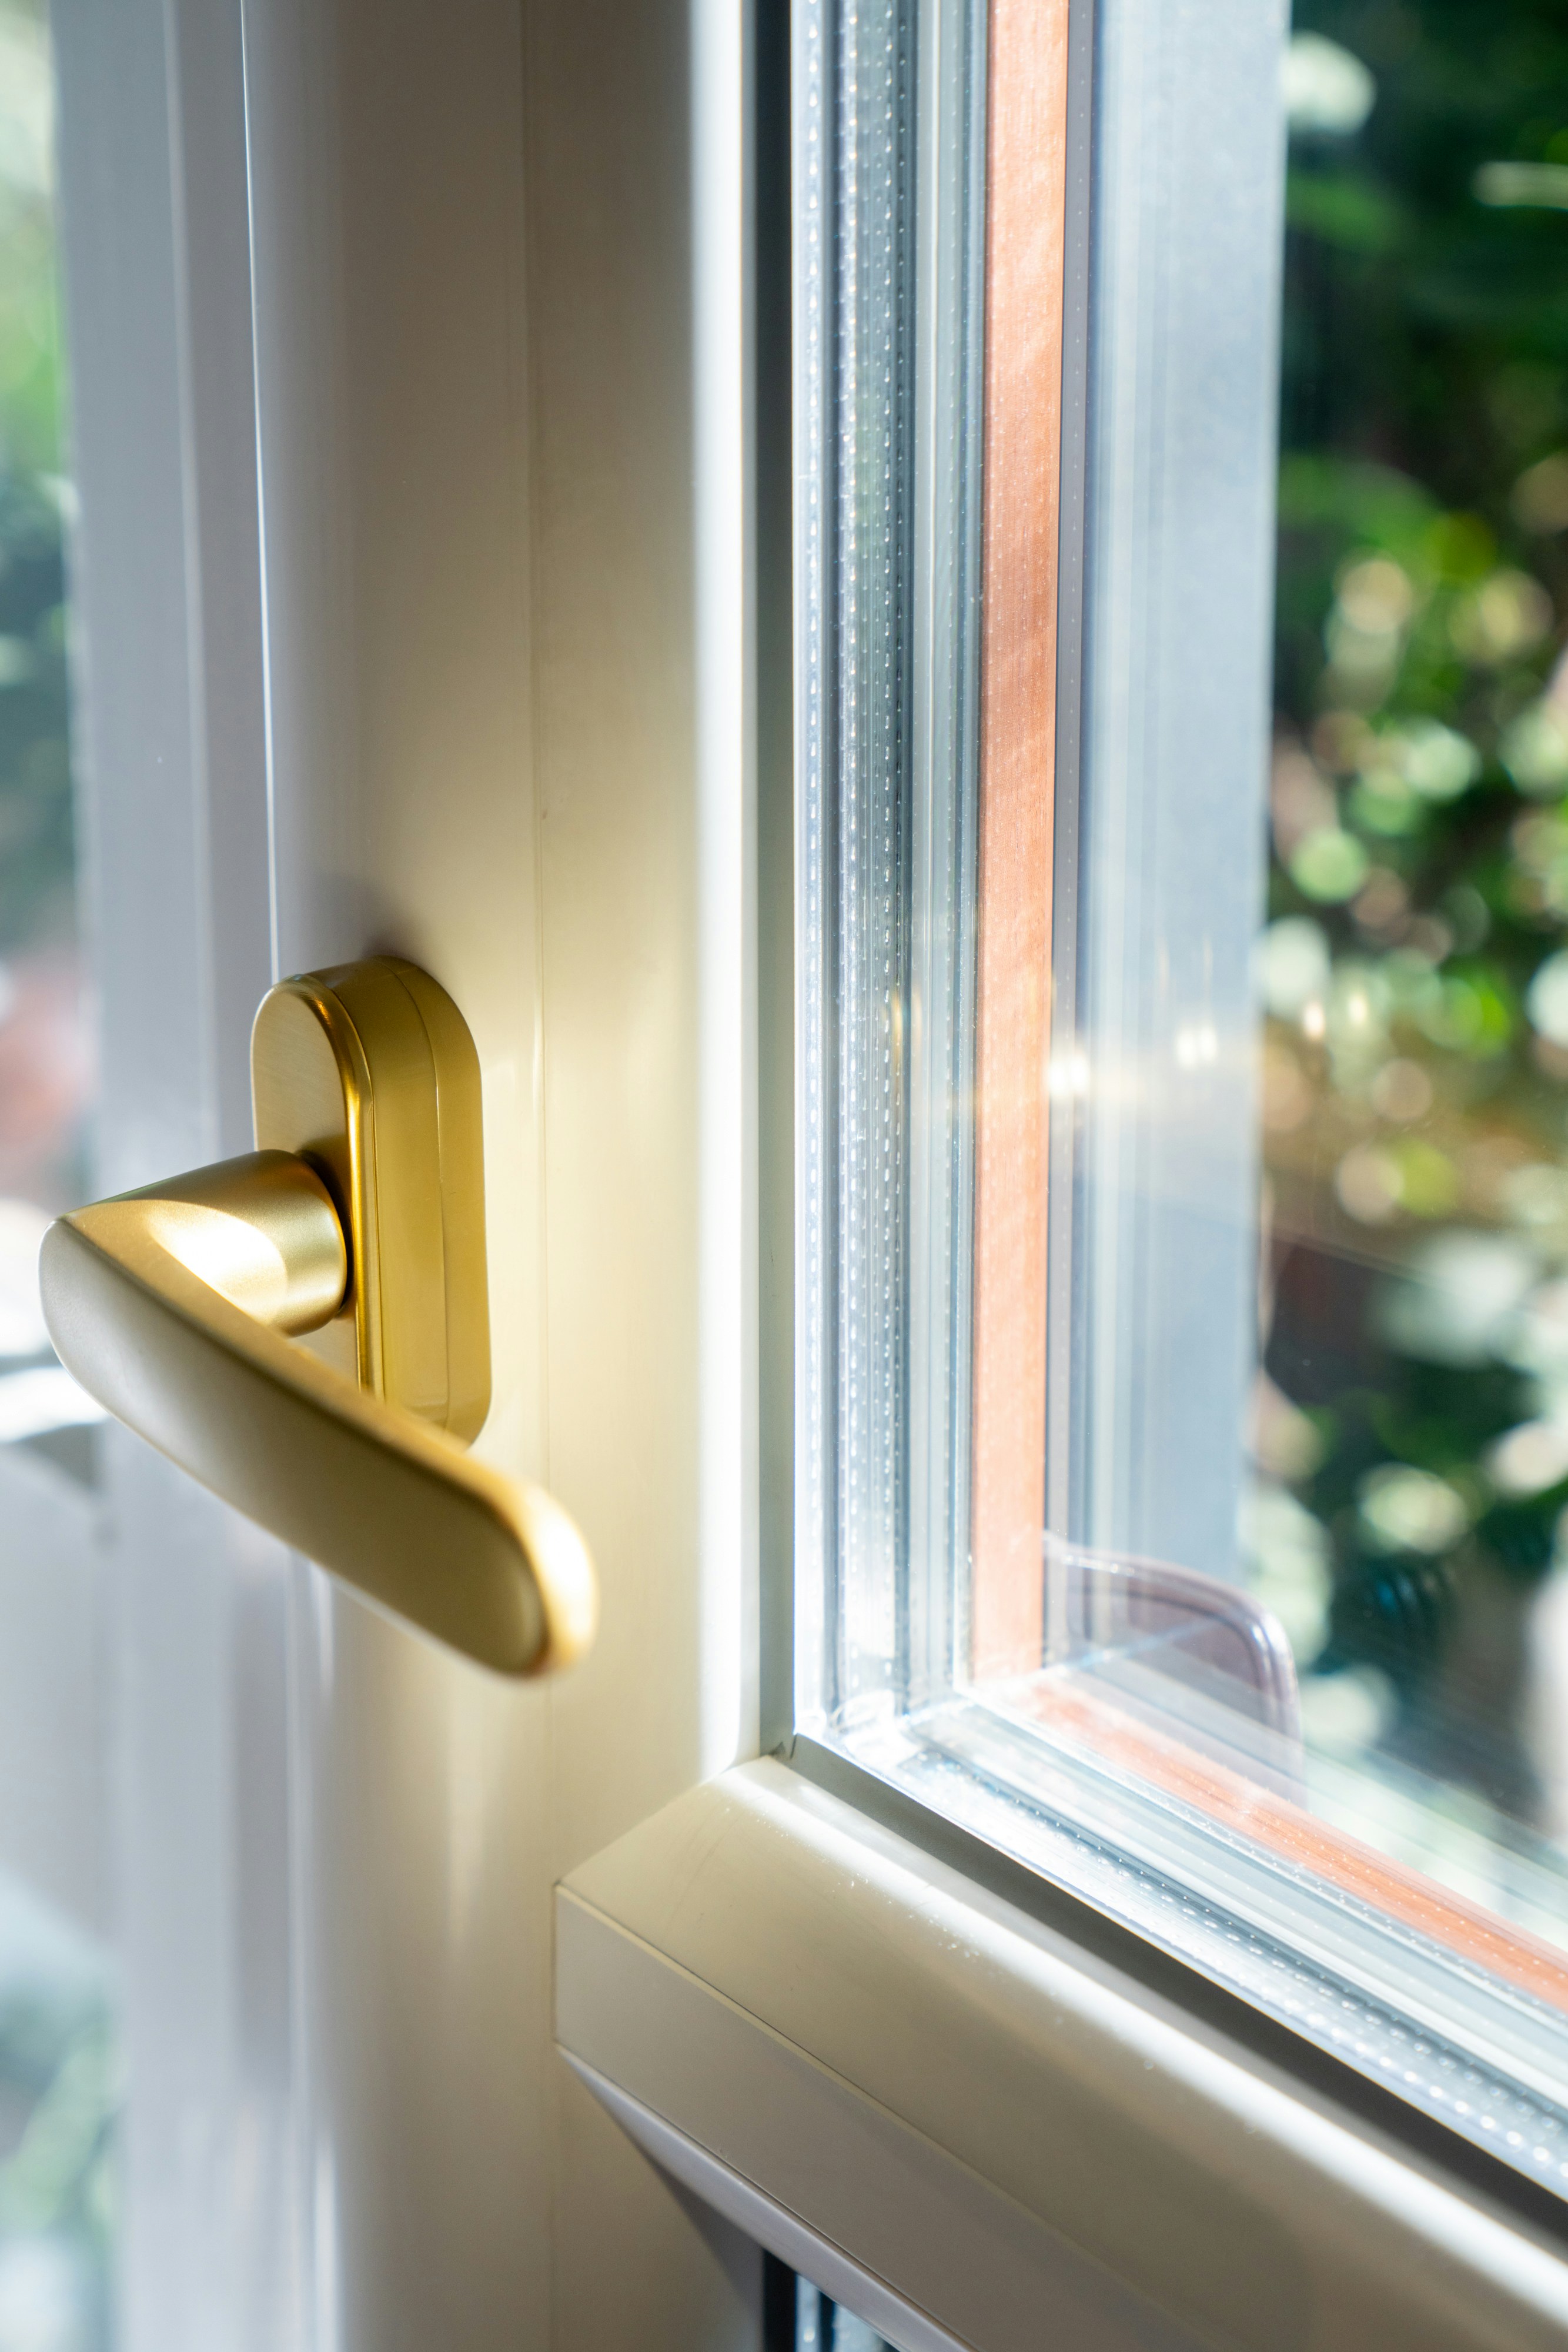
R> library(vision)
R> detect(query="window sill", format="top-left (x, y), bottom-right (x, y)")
top-left (556, 1758), bottom-right (1568, 2352)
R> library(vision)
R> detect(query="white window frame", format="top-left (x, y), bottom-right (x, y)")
top-left (560, 1762), bottom-right (1568, 2351)
top-left (555, 0), bottom-right (1568, 2343)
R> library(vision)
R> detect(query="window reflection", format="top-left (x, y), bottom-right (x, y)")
top-left (1256, 0), bottom-right (1568, 1907)
top-left (0, 7), bottom-right (115, 2348)
top-left (795, 0), bottom-right (1568, 2205)
top-left (0, 0), bottom-right (95, 1483)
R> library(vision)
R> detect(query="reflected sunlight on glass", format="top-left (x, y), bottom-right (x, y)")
top-left (1256, 0), bottom-right (1568, 1933)
top-left (798, 0), bottom-right (1568, 2210)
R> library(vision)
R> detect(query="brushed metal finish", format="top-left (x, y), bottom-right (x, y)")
top-left (252, 956), bottom-right (492, 1439)
top-left (115, 1148), bottom-right (348, 1334)
top-left (39, 960), bottom-right (596, 1676)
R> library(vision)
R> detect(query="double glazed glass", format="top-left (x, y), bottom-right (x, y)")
top-left (795, 0), bottom-right (1568, 2197)
top-left (795, 0), bottom-right (985, 1732)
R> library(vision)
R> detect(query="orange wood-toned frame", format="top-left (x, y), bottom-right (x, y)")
top-left (1021, 1679), bottom-right (1568, 2016)
top-left (969, 0), bottom-right (1071, 1680)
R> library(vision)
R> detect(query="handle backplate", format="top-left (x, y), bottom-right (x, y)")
top-left (252, 957), bottom-right (491, 1441)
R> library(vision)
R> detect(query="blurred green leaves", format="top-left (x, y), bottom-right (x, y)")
top-left (1267, 0), bottom-right (1568, 1822)
top-left (0, 0), bottom-right (68, 965)
top-left (1287, 168), bottom-right (1404, 253)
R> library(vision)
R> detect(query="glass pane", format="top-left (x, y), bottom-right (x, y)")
top-left (795, 0), bottom-right (1568, 2196)
top-left (793, 2283), bottom-right (897, 2352)
top-left (0, 0), bottom-right (97, 1482)
top-left (795, 0), bottom-right (984, 1732)
top-left (0, 5), bottom-right (116, 2346)
top-left (795, 0), bottom-right (983, 1730)
top-left (1262, 1), bottom-right (1568, 1917)
top-left (763, 2257), bottom-right (904, 2352)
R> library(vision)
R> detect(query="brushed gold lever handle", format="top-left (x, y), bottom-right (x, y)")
top-left (38, 961), bottom-right (596, 1678)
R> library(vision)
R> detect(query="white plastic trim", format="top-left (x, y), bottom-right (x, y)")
top-left (563, 2055), bottom-right (969, 2352)
top-left (557, 1759), bottom-right (1568, 2352)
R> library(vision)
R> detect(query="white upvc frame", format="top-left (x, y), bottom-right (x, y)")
top-left (559, 1764), bottom-right (1568, 2352)
top-left (556, 0), bottom-right (1568, 2341)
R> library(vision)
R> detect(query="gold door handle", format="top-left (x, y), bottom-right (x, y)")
top-left (39, 958), bottom-right (596, 1677)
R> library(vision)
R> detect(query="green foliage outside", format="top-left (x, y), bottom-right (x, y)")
top-left (1264, 0), bottom-right (1568, 1867)
top-left (0, 7), bottom-right (115, 2348)
top-left (0, 0), bottom-right (69, 963)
